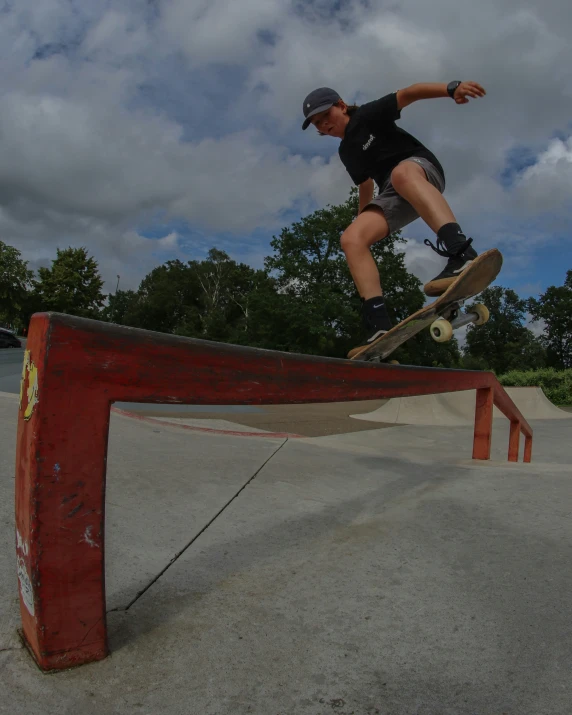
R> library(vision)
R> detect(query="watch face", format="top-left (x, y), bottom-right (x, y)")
top-left (448, 81), bottom-right (460, 96)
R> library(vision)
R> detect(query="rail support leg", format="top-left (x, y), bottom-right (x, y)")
top-left (523, 434), bottom-right (533, 463)
top-left (16, 338), bottom-right (110, 671)
top-left (508, 420), bottom-right (521, 462)
top-left (473, 387), bottom-right (493, 460)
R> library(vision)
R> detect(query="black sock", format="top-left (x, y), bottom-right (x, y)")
top-left (437, 222), bottom-right (467, 254)
top-left (363, 296), bottom-right (392, 330)
top-left (363, 296), bottom-right (385, 313)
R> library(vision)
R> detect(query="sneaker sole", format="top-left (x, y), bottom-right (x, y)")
top-left (423, 260), bottom-right (474, 297)
top-left (348, 330), bottom-right (389, 359)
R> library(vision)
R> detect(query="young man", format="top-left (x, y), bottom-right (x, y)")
top-left (301, 80), bottom-right (486, 350)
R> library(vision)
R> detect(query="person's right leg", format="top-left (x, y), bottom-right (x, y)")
top-left (340, 206), bottom-right (394, 345)
top-left (340, 206), bottom-right (389, 299)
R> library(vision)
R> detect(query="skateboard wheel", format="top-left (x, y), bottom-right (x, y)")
top-left (472, 303), bottom-right (490, 326)
top-left (430, 318), bottom-right (453, 343)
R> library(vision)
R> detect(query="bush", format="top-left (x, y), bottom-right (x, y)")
top-left (497, 368), bottom-right (572, 405)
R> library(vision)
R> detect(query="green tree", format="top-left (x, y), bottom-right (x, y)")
top-left (528, 270), bottom-right (572, 369)
top-left (101, 289), bottom-right (139, 325)
top-left (463, 286), bottom-right (546, 373)
top-left (124, 259), bottom-right (196, 333)
top-left (241, 283), bottom-right (342, 354)
top-left (0, 241), bottom-right (34, 327)
top-left (33, 247), bottom-right (105, 318)
top-left (121, 249), bottom-right (276, 343)
top-left (190, 248), bottom-right (272, 341)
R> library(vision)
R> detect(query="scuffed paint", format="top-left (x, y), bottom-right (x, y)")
top-left (81, 526), bottom-right (100, 548)
top-left (16, 530), bottom-right (34, 617)
top-left (19, 350), bottom-right (39, 421)
top-left (17, 557), bottom-right (35, 616)
top-left (16, 529), bottom-right (29, 556)
top-left (66, 502), bottom-right (84, 518)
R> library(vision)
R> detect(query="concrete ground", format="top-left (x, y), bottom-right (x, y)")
top-left (2, 388), bottom-right (572, 715)
top-left (116, 399), bottom-right (393, 437)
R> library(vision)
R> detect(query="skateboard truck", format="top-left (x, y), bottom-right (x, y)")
top-left (430, 302), bottom-right (490, 343)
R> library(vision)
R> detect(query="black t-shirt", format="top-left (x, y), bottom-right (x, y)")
top-left (338, 93), bottom-right (444, 189)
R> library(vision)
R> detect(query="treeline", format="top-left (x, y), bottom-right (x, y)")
top-left (1, 189), bottom-right (570, 371)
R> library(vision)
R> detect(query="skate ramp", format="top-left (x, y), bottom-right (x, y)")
top-left (351, 387), bottom-right (572, 426)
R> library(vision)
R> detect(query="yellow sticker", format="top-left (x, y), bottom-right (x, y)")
top-left (19, 350), bottom-right (39, 421)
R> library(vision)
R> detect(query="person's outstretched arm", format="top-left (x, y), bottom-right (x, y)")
top-left (396, 81), bottom-right (486, 109)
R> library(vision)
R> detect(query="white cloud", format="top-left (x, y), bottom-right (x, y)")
top-left (160, 0), bottom-right (284, 65)
top-left (357, 14), bottom-right (444, 76)
top-left (0, 91), bottom-right (334, 232)
top-left (0, 202), bottom-right (182, 294)
top-left (82, 10), bottom-right (150, 60)
top-left (514, 137), bottom-right (572, 212)
top-left (0, 0), bottom-right (571, 293)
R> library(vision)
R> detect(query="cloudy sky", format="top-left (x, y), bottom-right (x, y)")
top-left (1, 0), bottom-right (571, 305)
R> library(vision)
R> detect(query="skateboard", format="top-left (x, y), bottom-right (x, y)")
top-left (349, 248), bottom-right (503, 361)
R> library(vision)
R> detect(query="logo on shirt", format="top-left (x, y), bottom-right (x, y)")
top-left (363, 134), bottom-right (375, 151)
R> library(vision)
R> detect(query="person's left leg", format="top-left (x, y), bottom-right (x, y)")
top-left (390, 159), bottom-right (478, 296)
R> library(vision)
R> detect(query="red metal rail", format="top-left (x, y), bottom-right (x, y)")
top-left (15, 313), bottom-right (533, 671)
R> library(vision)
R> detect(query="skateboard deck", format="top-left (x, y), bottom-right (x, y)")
top-left (349, 248), bottom-right (503, 361)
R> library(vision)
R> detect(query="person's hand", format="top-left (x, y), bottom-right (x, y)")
top-left (454, 81), bottom-right (486, 104)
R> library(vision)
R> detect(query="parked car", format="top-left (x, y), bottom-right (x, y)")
top-left (0, 328), bottom-right (21, 348)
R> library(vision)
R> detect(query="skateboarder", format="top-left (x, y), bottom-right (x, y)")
top-left (301, 80), bottom-right (486, 350)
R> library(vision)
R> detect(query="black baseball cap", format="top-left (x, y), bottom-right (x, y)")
top-left (302, 87), bottom-right (342, 130)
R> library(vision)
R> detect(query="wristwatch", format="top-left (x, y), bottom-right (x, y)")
top-left (447, 80), bottom-right (462, 99)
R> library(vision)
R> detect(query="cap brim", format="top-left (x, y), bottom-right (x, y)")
top-left (302, 102), bottom-right (335, 130)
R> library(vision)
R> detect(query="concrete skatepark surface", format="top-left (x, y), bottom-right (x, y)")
top-left (351, 386), bottom-right (572, 426)
top-left (2, 379), bottom-right (572, 714)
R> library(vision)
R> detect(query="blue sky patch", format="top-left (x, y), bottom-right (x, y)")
top-left (499, 145), bottom-right (538, 188)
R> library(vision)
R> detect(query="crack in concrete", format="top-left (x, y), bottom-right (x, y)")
top-left (108, 439), bottom-right (290, 613)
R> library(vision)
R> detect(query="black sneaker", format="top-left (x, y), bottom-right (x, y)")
top-left (363, 319), bottom-right (391, 344)
top-left (362, 297), bottom-right (394, 344)
top-left (348, 296), bottom-right (393, 358)
top-left (347, 299), bottom-right (394, 359)
top-left (423, 237), bottom-right (478, 297)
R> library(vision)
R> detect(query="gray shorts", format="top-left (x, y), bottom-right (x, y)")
top-left (363, 157), bottom-right (445, 233)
